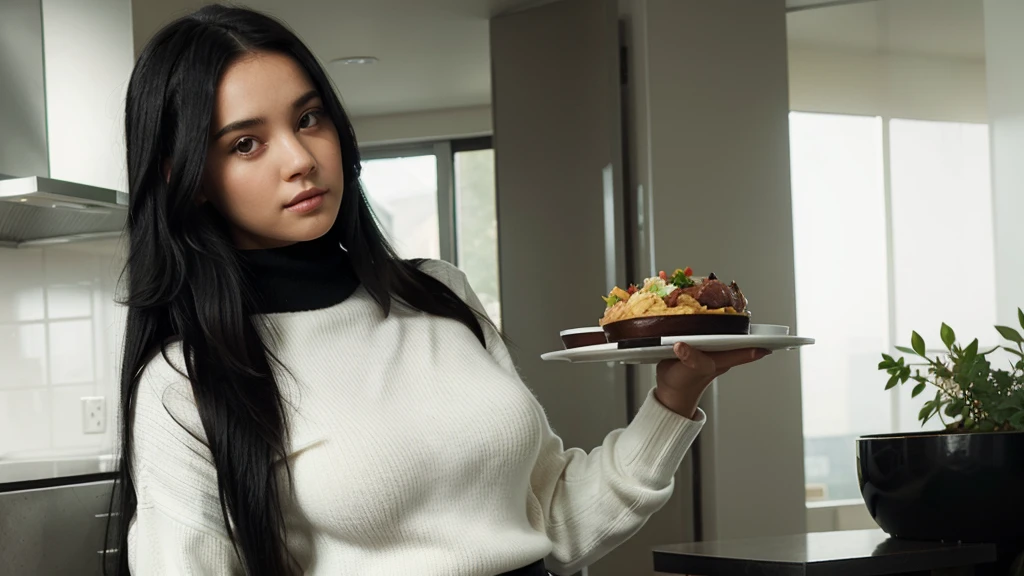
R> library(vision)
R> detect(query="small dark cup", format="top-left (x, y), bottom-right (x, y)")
top-left (560, 327), bottom-right (608, 349)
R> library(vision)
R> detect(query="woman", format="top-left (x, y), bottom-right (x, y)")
top-left (109, 4), bottom-right (769, 575)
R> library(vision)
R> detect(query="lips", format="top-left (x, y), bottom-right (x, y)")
top-left (285, 187), bottom-right (328, 208)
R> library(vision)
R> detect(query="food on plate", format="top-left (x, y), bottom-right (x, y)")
top-left (599, 268), bottom-right (748, 327)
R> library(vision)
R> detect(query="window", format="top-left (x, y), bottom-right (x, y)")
top-left (360, 138), bottom-right (502, 327)
top-left (454, 140), bottom-right (501, 329)
top-left (790, 113), bottom-right (996, 502)
top-left (360, 153), bottom-right (441, 261)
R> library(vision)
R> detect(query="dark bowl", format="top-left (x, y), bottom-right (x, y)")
top-left (602, 313), bottom-right (750, 343)
top-left (560, 328), bottom-right (608, 349)
top-left (857, 429), bottom-right (1024, 543)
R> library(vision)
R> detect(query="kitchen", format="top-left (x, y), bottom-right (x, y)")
top-left (2, 0), bottom-right (1023, 574)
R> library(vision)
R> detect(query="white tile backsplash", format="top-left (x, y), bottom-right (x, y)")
top-left (0, 239), bottom-right (124, 459)
top-left (0, 323), bottom-right (47, 389)
top-left (43, 245), bottom-right (102, 286)
top-left (46, 284), bottom-right (93, 319)
top-left (0, 248), bottom-right (45, 323)
top-left (0, 388), bottom-right (51, 456)
top-left (51, 384), bottom-right (104, 450)
top-left (48, 319), bottom-right (95, 385)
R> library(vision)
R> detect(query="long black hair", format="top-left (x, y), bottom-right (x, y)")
top-left (106, 4), bottom-right (489, 574)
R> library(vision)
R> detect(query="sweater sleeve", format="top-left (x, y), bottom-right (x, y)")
top-left (527, 389), bottom-right (703, 574)
top-left (127, 348), bottom-right (244, 575)
top-left (429, 259), bottom-right (705, 575)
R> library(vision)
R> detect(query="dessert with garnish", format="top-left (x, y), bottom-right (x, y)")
top-left (599, 268), bottom-right (750, 341)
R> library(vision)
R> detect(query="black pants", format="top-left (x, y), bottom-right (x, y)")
top-left (498, 559), bottom-right (550, 576)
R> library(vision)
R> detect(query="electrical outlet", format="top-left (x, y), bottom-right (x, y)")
top-left (81, 397), bottom-right (106, 435)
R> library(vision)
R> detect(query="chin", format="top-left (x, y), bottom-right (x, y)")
top-left (233, 201), bottom-right (342, 249)
top-left (291, 214), bottom-right (338, 243)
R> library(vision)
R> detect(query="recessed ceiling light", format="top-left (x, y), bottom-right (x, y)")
top-left (331, 56), bottom-right (378, 65)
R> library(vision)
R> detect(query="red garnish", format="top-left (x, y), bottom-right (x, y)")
top-left (627, 284), bottom-right (637, 295)
top-left (659, 270), bottom-right (668, 281)
top-left (683, 267), bottom-right (693, 277)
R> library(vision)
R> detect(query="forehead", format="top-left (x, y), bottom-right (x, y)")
top-left (214, 52), bottom-right (316, 121)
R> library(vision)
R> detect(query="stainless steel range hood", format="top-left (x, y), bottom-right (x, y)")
top-left (0, 175), bottom-right (128, 248)
top-left (0, 0), bottom-right (133, 248)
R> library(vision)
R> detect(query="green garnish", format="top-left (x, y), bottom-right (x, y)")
top-left (671, 269), bottom-right (696, 288)
top-left (602, 295), bottom-right (621, 308)
top-left (649, 282), bottom-right (673, 298)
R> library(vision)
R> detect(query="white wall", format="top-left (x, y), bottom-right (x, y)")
top-left (983, 0), bottom-right (1024, 330)
top-left (0, 240), bottom-right (124, 462)
top-left (788, 46), bottom-right (987, 122)
top-left (352, 105), bottom-right (492, 147)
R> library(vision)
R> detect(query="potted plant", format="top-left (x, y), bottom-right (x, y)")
top-left (858, 309), bottom-right (1024, 545)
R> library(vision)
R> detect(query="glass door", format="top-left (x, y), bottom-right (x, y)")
top-left (360, 138), bottom-right (502, 327)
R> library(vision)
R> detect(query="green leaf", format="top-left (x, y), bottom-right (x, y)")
top-left (964, 339), bottom-right (979, 362)
top-left (912, 382), bottom-right (927, 397)
top-left (918, 401), bottom-right (934, 422)
top-left (895, 345), bottom-right (916, 355)
top-left (1018, 307), bottom-right (1024, 331)
top-left (1003, 346), bottom-right (1024, 358)
top-left (885, 374), bottom-right (900, 390)
top-left (941, 323), bottom-right (956, 349)
top-left (993, 369), bottom-right (1014, 389)
top-left (996, 325), bottom-right (1024, 344)
top-left (1010, 411), bottom-right (1024, 430)
top-left (911, 331), bottom-right (926, 356)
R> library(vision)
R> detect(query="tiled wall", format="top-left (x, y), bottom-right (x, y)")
top-left (0, 239), bottom-right (125, 459)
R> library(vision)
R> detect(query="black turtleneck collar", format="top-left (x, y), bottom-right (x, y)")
top-left (238, 235), bottom-right (360, 314)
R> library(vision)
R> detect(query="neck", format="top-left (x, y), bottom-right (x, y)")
top-left (238, 235), bottom-right (360, 314)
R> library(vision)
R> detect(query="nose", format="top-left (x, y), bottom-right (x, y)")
top-left (280, 134), bottom-right (317, 182)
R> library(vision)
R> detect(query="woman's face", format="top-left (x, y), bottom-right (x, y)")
top-left (203, 51), bottom-right (344, 250)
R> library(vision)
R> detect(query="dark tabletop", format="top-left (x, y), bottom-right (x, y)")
top-left (653, 529), bottom-right (998, 576)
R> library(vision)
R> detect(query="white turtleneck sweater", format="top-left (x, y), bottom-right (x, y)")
top-left (127, 260), bottom-right (704, 575)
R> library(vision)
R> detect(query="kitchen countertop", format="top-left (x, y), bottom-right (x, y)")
top-left (0, 455), bottom-right (116, 493)
top-left (0, 472), bottom-right (116, 493)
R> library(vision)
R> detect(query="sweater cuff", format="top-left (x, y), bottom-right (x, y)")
top-left (616, 387), bottom-right (705, 487)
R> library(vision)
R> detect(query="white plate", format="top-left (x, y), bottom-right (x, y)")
top-left (541, 334), bottom-right (815, 365)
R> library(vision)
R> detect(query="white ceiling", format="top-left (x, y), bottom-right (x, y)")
top-left (131, 0), bottom-right (545, 118)
top-left (787, 0), bottom-right (985, 60)
top-left (131, 0), bottom-right (986, 119)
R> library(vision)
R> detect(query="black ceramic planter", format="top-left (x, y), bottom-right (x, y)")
top-left (857, 429), bottom-right (1024, 544)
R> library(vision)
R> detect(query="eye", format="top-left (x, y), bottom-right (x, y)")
top-left (233, 137), bottom-right (260, 156)
top-left (299, 109), bottom-right (322, 130)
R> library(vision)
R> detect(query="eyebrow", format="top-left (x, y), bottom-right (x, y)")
top-left (213, 89), bottom-right (321, 140)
